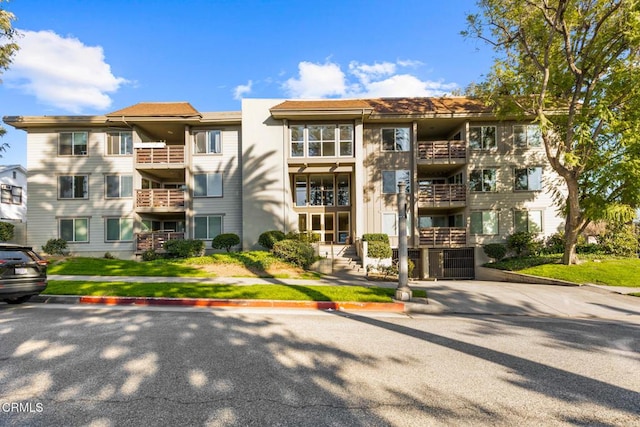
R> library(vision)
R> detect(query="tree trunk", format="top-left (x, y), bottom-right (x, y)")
top-left (562, 176), bottom-right (583, 265)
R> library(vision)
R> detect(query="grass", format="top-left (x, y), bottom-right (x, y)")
top-left (45, 280), bottom-right (426, 302)
top-left (486, 255), bottom-right (640, 288)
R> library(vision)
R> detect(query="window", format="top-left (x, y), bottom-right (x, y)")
top-left (309, 175), bottom-right (334, 206)
top-left (194, 173), bottom-right (223, 197)
top-left (59, 175), bottom-right (88, 199)
top-left (514, 210), bottom-right (542, 233)
top-left (194, 130), bottom-right (222, 154)
top-left (513, 124), bottom-right (542, 148)
top-left (337, 174), bottom-right (350, 206)
top-left (382, 212), bottom-right (411, 236)
top-left (382, 170), bottom-right (410, 193)
top-left (60, 218), bottom-right (89, 242)
top-left (194, 215), bottom-right (222, 239)
top-left (106, 218), bottom-right (133, 241)
top-left (419, 216), bottom-right (447, 228)
top-left (59, 132), bottom-right (88, 156)
top-left (289, 124), bottom-right (354, 158)
top-left (469, 126), bottom-right (496, 150)
top-left (107, 132), bottom-right (133, 155)
top-left (1, 185), bottom-right (22, 205)
top-left (105, 175), bottom-right (132, 198)
top-left (469, 169), bottom-right (497, 192)
top-left (515, 167), bottom-right (542, 191)
top-left (470, 211), bottom-right (498, 235)
top-left (382, 128), bottom-right (410, 151)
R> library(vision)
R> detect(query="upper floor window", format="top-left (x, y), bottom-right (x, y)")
top-left (469, 169), bottom-right (497, 192)
top-left (289, 124), bottom-right (353, 158)
top-left (1, 185), bottom-right (22, 205)
top-left (514, 210), bottom-right (542, 233)
top-left (59, 175), bottom-right (88, 199)
top-left (513, 124), bottom-right (542, 148)
top-left (194, 173), bottom-right (223, 197)
top-left (59, 132), bottom-right (88, 156)
top-left (382, 128), bottom-right (410, 152)
top-left (382, 170), bottom-right (410, 194)
top-left (105, 175), bottom-right (133, 198)
top-left (194, 130), bottom-right (222, 154)
top-left (107, 132), bottom-right (133, 155)
top-left (514, 167), bottom-right (542, 191)
top-left (469, 126), bottom-right (496, 150)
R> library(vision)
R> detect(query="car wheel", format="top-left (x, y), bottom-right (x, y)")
top-left (6, 296), bottom-right (32, 304)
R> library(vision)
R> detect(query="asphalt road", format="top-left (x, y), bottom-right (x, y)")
top-left (1, 303), bottom-right (639, 426)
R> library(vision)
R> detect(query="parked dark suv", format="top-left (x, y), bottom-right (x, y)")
top-left (0, 244), bottom-right (48, 304)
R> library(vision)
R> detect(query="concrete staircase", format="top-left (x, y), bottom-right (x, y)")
top-left (320, 244), bottom-right (365, 277)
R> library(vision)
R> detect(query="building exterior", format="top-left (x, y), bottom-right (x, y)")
top-left (0, 164), bottom-right (27, 222)
top-left (4, 97), bottom-right (564, 278)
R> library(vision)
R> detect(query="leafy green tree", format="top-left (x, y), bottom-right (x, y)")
top-left (464, 0), bottom-right (640, 264)
top-left (0, 1), bottom-right (19, 152)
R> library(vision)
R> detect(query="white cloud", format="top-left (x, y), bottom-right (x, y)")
top-left (281, 59), bottom-right (457, 99)
top-left (233, 80), bottom-right (253, 100)
top-left (5, 30), bottom-right (128, 113)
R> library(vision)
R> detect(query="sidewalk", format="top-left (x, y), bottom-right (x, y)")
top-left (41, 275), bottom-right (640, 319)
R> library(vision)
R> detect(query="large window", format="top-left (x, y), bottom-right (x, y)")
top-left (382, 128), bottom-right (410, 151)
top-left (107, 132), bottom-right (133, 155)
top-left (514, 210), bottom-right (542, 233)
top-left (469, 169), bottom-right (497, 192)
top-left (60, 218), bottom-right (89, 242)
top-left (59, 175), bottom-right (88, 199)
top-left (295, 174), bottom-right (350, 207)
top-left (106, 218), bottom-right (133, 241)
top-left (469, 126), bottom-right (496, 150)
top-left (382, 170), bottom-right (410, 194)
top-left (470, 211), bottom-right (498, 235)
top-left (515, 167), bottom-right (542, 191)
top-left (59, 132), bottom-right (88, 156)
top-left (289, 124), bottom-right (353, 158)
top-left (194, 173), bottom-right (223, 197)
top-left (309, 175), bottom-right (334, 206)
top-left (194, 130), bottom-right (222, 154)
top-left (1, 185), bottom-right (22, 205)
top-left (513, 124), bottom-right (542, 148)
top-left (194, 215), bottom-right (222, 239)
top-left (105, 175), bottom-right (132, 198)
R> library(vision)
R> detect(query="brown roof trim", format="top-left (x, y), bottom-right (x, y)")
top-left (106, 102), bottom-right (202, 118)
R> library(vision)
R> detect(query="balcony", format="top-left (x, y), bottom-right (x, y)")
top-left (135, 146), bottom-right (185, 165)
top-left (418, 184), bottom-right (466, 208)
top-left (135, 189), bottom-right (185, 212)
top-left (419, 227), bottom-right (467, 247)
top-left (417, 141), bottom-right (466, 164)
top-left (135, 231), bottom-right (185, 253)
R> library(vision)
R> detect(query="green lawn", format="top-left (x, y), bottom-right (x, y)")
top-left (488, 256), bottom-right (640, 288)
top-left (45, 280), bottom-right (426, 302)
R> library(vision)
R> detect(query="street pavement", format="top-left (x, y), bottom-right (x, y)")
top-left (44, 274), bottom-right (640, 319)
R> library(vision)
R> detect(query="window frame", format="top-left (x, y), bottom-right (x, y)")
top-left (106, 131), bottom-right (133, 156)
top-left (289, 124), bottom-right (354, 158)
top-left (469, 126), bottom-right (497, 151)
top-left (58, 175), bottom-right (89, 200)
top-left (1, 185), bottom-right (22, 205)
top-left (105, 175), bottom-right (133, 199)
top-left (193, 173), bottom-right (223, 198)
top-left (382, 170), bottom-right (411, 194)
top-left (193, 215), bottom-right (223, 240)
top-left (194, 130), bottom-right (222, 155)
top-left (59, 131), bottom-right (88, 156)
top-left (514, 210), bottom-right (543, 234)
top-left (469, 168), bottom-right (497, 192)
top-left (381, 128), bottom-right (410, 152)
top-left (513, 124), bottom-right (542, 149)
top-left (514, 167), bottom-right (543, 191)
top-left (59, 218), bottom-right (89, 243)
top-left (470, 211), bottom-right (499, 235)
top-left (105, 217), bottom-right (134, 242)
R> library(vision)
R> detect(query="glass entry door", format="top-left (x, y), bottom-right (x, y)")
top-left (311, 213), bottom-right (335, 243)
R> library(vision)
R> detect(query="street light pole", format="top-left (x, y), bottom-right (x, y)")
top-left (395, 181), bottom-right (412, 301)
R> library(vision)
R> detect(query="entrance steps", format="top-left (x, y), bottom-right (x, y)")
top-left (317, 244), bottom-right (365, 277)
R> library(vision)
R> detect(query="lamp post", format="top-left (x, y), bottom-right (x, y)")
top-left (395, 181), bottom-right (412, 301)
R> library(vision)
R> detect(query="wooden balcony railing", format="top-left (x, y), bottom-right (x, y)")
top-left (419, 227), bottom-right (467, 247)
top-left (136, 146), bottom-right (185, 164)
top-left (418, 184), bottom-right (466, 205)
top-left (135, 189), bottom-right (185, 210)
top-left (417, 141), bottom-right (466, 162)
top-left (135, 231), bottom-right (185, 252)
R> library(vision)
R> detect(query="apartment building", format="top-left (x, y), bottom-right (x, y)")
top-left (4, 97), bottom-right (563, 278)
top-left (0, 164), bottom-right (27, 222)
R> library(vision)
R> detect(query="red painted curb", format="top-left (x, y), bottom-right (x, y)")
top-left (77, 296), bottom-right (406, 312)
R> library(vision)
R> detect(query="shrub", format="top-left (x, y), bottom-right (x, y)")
top-left (272, 239), bottom-right (315, 268)
top-left (284, 231), bottom-right (320, 243)
top-left (367, 241), bottom-right (392, 259)
top-left (42, 238), bottom-right (68, 256)
top-left (0, 222), bottom-right (14, 242)
top-left (104, 252), bottom-right (116, 259)
top-left (164, 239), bottom-right (205, 258)
top-left (362, 233), bottom-right (389, 243)
top-left (212, 233), bottom-right (240, 252)
top-left (598, 223), bottom-right (638, 257)
top-left (141, 249), bottom-right (159, 261)
top-left (576, 243), bottom-right (605, 255)
top-left (483, 243), bottom-right (507, 261)
top-left (544, 232), bottom-right (565, 254)
top-left (258, 230), bottom-right (286, 249)
top-left (506, 232), bottom-right (540, 256)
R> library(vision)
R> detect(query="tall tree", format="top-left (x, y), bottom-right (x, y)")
top-left (0, 0), bottom-right (19, 150)
top-left (464, 0), bottom-right (640, 264)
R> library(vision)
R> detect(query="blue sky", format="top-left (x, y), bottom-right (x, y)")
top-left (0, 0), bottom-right (493, 167)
